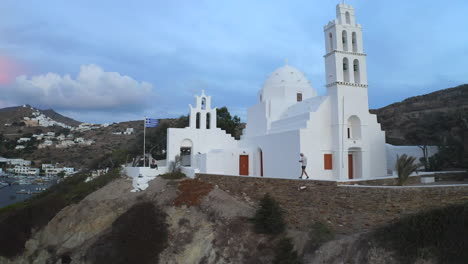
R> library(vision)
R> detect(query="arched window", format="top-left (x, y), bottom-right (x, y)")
top-left (353, 59), bottom-right (360, 84)
top-left (342, 30), bottom-right (348, 51)
top-left (206, 112), bottom-right (211, 129)
top-left (329, 32), bottom-right (333, 51)
top-left (345, 12), bottom-right (351, 24)
top-left (352, 32), bottom-right (357, 52)
top-left (201, 97), bottom-right (206, 110)
top-left (196, 112), bottom-right (200, 129)
top-left (347, 115), bottom-right (361, 139)
top-left (343, 58), bottom-right (350, 83)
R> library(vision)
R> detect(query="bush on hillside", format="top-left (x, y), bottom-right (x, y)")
top-left (159, 171), bottom-right (186, 180)
top-left (374, 203), bottom-right (468, 264)
top-left (252, 193), bottom-right (285, 235)
top-left (307, 221), bottom-right (335, 251)
top-left (273, 237), bottom-right (302, 264)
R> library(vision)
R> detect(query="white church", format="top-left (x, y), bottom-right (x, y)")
top-left (165, 2), bottom-right (390, 181)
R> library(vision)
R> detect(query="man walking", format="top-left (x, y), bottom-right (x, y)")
top-left (299, 153), bottom-right (309, 179)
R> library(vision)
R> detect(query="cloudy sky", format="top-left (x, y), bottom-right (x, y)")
top-left (1, 0), bottom-right (467, 123)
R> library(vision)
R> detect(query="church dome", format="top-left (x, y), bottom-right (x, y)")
top-left (260, 64), bottom-right (317, 102)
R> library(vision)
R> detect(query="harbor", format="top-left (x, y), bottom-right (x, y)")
top-left (0, 174), bottom-right (57, 208)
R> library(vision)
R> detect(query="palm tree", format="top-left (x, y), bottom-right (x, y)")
top-left (395, 154), bottom-right (420, 186)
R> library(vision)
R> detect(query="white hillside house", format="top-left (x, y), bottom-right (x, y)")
top-left (164, 3), bottom-right (387, 181)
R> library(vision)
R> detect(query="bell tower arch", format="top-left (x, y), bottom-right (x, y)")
top-left (189, 90), bottom-right (217, 129)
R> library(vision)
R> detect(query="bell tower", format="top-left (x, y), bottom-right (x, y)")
top-left (324, 2), bottom-right (368, 87)
top-left (324, 2), bottom-right (372, 180)
top-left (189, 90), bottom-right (217, 130)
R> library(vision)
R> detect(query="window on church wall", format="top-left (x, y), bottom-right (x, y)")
top-left (329, 33), bottom-right (333, 51)
top-left (342, 30), bottom-right (348, 51)
top-left (345, 12), bottom-right (351, 24)
top-left (206, 112), bottom-right (210, 129)
top-left (343, 58), bottom-right (350, 83)
top-left (297, 93), bottom-right (303, 102)
top-left (353, 59), bottom-right (360, 84)
top-left (201, 98), bottom-right (206, 110)
top-left (196, 112), bottom-right (201, 129)
top-left (347, 115), bottom-right (361, 139)
top-left (324, 154), bottom-right (333, 170)
top-left (352, 32), bottom-right (357, 52)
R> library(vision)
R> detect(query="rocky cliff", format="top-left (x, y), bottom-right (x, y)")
top-left (1, 173), bottom-right (467, 264)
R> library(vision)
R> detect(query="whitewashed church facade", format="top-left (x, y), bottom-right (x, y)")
top-left (166, 3), bottom-right (388, 181)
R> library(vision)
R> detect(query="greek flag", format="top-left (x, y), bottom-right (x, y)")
top-left (145, 118), bottom-right (159, 128)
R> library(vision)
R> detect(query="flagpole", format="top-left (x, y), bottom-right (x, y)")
top-left (143, 116), bottom-right (146, 167)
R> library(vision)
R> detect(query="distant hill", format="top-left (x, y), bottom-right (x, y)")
top-left (371, 84), bottom-right (468, 167)
top-left (40, 109), bottom-right (81, 127)
top-left (371, 84), bottom-right (468, 145)
top-left (0, 105), bottom-right (81, 127)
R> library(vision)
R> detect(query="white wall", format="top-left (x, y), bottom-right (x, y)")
top-left (124, 166), bottom-right (167, 178)
top-left (167, 127), bottom-right (238, 169)
top-left (386, 144), bottom-right (438, 172)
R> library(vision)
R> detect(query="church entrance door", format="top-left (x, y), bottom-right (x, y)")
top-left (348, 154), bottom-right (354, 179)
top-left (239, 155), bottom-right (249, 176)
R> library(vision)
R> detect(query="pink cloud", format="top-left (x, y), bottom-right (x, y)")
top-left (0, 56), bottom-right (24, 85)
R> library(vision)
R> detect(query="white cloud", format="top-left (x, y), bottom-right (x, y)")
top-left (7, 64), bottom-right (154, 111)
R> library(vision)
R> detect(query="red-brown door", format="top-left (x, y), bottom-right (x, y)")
top-left (239, 155), bottom-right (249, 176)
top-left (348, 154), bottom-right (354, 179)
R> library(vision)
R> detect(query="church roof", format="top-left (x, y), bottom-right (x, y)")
top-left (261, 64), bottom-right (317, 97)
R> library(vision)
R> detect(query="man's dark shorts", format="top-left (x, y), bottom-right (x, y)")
top-left (302, 166), bottom-right (306, 170)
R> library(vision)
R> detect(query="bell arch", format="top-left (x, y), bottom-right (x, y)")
top-left (342, 30), bottom-right (348, 51)
top-left (343, 57), bottom-right (350, 83)
top-left (353, 59), bottom-right (360, 84)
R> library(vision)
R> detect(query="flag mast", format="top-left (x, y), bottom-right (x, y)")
top-left (143, 116), bottom-right (146, 167)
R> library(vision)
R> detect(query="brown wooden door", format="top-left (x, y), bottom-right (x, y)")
top-left (348, 154), bottom-right (354, 179)
top-left (239, 155), bottom-right (249, 176)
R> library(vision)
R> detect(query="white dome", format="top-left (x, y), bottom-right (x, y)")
top-left (260, 65), bottom-right (317, 102)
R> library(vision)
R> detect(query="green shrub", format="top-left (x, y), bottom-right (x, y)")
top-left (308, 221), bottom-right (334, 251)
top-left (252, 193), bottom-right (285, 235)
top-left (273, 237), bottom-right (302, 264)
top-left (159, 172), bottom-right (186, 180)
top-left (396, 154), bottom-right (419, 185)
top-left (374, 203), bottom-right (468, 264)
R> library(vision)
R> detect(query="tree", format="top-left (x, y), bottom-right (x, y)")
top-left (57, 171), bottom-right (66, 178)
top-left (216, 106), bottom-right (242, 139)
top-left (252, 193), bottom-right (286, 235)
top-left (405, 129), bottom-right (438, 171)
top-left (395, 154), bottom-right (420, 186)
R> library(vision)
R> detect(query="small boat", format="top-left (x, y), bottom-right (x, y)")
top-left (16, 189), bottom-right (31, 194)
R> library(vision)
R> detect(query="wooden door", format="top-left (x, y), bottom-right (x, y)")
top-left (260, 151), bottom-right (263, 177)
top-left (239, 155), bottom-right (249, 176)
top-left (348, 154), bottom-right (354, 179)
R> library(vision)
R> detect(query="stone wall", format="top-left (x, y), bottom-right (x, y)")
top-left (196, 174), bottom-right (468, 235)
top-left (338, 176), bottom-right (421, 186)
